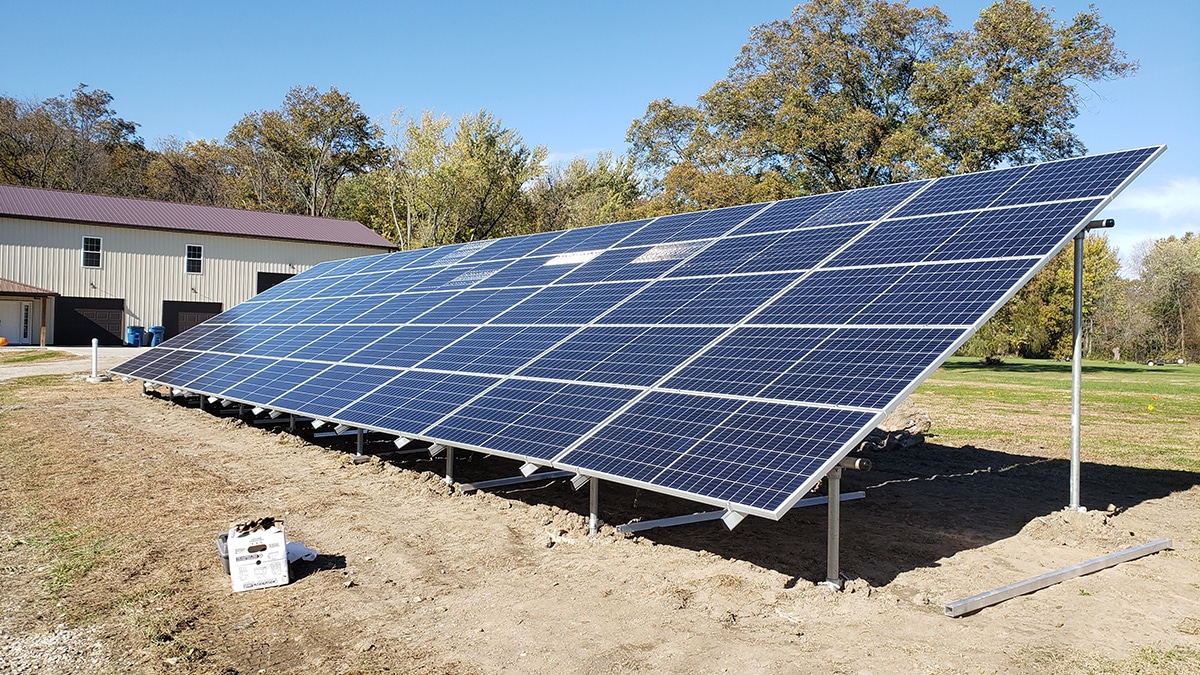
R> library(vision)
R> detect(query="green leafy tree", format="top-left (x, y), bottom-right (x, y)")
top-left (1133, 234), bottom-right (1200, 361)
top-left (226, 86), bottom-right (383, 216)
top-left (0, 84), bottom-right (149, 195)
top-left (960, 235), bottom-right (1124, 360)
top-left (392, 110), bottom-right (546, 247)
top-left (529, 151), bottom-right (641, 232)
top-left (628, 0), bottom-right (1135, 205)
top-left (145, 137), bottom-right (235, 206)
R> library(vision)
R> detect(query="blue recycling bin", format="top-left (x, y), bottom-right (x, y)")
top-left (125, 326), bottom-right (145, 347)
top-left (149, 325), bottom-right (165, 347)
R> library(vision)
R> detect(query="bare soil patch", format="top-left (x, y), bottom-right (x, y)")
top-left (2, 376), bottom-right (1199, 674)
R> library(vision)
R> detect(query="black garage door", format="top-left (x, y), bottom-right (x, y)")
top-left (257, 272), bottom-right (294, 294)
top-left (54, 296), bottom-right (125, 345)
top-left (162, 300), bottom-right (223, 339)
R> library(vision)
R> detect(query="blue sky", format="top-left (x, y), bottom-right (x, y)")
top-left (2, 1), bottom-right (1196, 267)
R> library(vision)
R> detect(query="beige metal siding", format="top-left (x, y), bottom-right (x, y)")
top-left (1, 216), bottom-right (390, 343)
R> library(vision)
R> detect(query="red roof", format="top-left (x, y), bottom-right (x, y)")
top-left (0, 277), bottom-right (58, 297)
top-left (0, 184), bottom-right (393, 249)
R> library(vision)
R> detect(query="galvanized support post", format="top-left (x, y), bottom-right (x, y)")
top-left (824, 467), bottom-right (843, 590)
top-left (1070, 231), bottom-right (1084, 511)
top-left (444, 447), bottom-right (455, 485)
top-left (589, 477), bottom-right (600, 535)
top-left (289, 413), bottom-right (295, 433)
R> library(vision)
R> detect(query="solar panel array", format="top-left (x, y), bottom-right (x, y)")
top-left (112, 146), bottom-right (1162, 519)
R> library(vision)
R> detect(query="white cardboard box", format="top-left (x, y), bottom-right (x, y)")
top-left (228, 522), bottom-right (289, 592)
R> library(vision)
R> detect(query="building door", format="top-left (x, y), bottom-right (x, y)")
top-left (54, 297), bottom-right (125, 345)
top-left (0, 300), bottom-right (33, 345)
top-left (257, 271), bottom-right (294, 294)
top-left (162, 300), bottom-right (223, 339)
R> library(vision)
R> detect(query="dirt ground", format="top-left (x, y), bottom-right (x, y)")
top-left (2, 375), bottom-right (1200, 674)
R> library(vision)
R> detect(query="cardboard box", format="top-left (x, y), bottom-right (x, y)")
top-left (228, 521), bottom-right (289, 592)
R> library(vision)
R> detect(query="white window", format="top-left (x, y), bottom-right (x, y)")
top-left (186, 244), bottom-right (203, 274)
top-left (82, 236), bottom-right (102, 268)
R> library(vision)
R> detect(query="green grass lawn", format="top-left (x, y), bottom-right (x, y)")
top-left (0, 349), bottom-right (80, 365)
top-left (913, 357), bottom-right (1200, 471)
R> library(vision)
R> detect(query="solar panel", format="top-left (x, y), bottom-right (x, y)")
top-left (113, 146), bottom-right (1164, 520)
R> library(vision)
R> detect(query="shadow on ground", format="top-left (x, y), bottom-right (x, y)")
top-left (376, 439), bottom-right (1200, 587)
top-left (207, 401), bottom-right (1200, 588)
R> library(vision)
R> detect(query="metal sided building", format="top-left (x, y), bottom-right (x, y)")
top-left (0, 184), bottom-right (394, 346)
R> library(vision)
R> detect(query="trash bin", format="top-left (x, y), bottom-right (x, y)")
top-left (148, 325), bottom-right (165, 347)
top-left (216, 532), bottom-right (230, 575)
top-left (125, 326), bottom-right (145, 347)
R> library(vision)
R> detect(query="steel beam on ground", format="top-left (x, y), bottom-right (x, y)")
top-left (945, 539), bottom-right (1172, 617)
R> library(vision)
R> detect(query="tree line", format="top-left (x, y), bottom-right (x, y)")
top-left (0, 0), bottom-right (1194, 362)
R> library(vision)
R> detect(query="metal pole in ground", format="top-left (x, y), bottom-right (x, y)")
top-left (589, 478), bottom-right (600, 535)
top-left (1070, 231), bottom-right (1084, 511)
top-left (86, 338), bottom-right (110, 383)
top-left (824, 467), bottom-right (843, 589)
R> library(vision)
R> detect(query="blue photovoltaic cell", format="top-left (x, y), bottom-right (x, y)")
top-left (663, 327), bottom-right (837, 398)
top-left (850, 259), bottom-right (1034, 325)
top-left (350, 292), bottom-right (450, 325)
top-left (665, 231), bottom-right (790, 278)
top-left (647, 402), bottom-right (876, 510)
top-left (456, 230), bottom-right (563, 263)
top-left (495, 282), bottom-right (643, 324)
top-left (269, 364), bottom-right (396, 418)
top-left (471, 256), bottom-right (574, 289)
top-left (132, 349), bottom-right (203, 382)
top-left (354, 267), bottom-right (440, 296)
top-left (115, 347), bottom-right (187, 379)
top-left (184, 355), bottom-right (275, 395)
top-left (620, 203), bottom-right (762, 248)
top-left (219, 359), bottom-right (327, 403)
top-left (158, 323), bottom-right (235, 350)
top-left (307, 273), bottom-right (390, 299)
top-left (804, 180), bottom-right (929, 227)
top-left (286, 325), bottom-right (396, 362)
top-left (750, 267), bottom-right (909, 326)
top-left (310, 254), bottom-right (389, 278)
top-left (561, 392), bottom-right (747, 483)
top-left (228, 325), bottom-right (329, 357)
top-left (829, 211), bottom-right (981, 267)
top-left (530, 219), bottom-right (651, 256)
top-left (600, 274), bottom-right (797, 325)
top-left (553, 247), bottom-right (660, 284)
top-left (561, 393), bottom-right (875, 510)
top-left (735, 224), bottom-right (862, 274)
top-left (299, 295), bottom-right (390, 324)
top-left (346, 325), bottom-right (474, 369)
top-left (423, 380), bottom-right (638, 460)
top-left (892, 166), bottom-right (1034, 218)
top-left (755, 327), bottom-right (964, 408)
top-left (992, 147), bottom-right (1158, 207)
top-left (261, 299), bottom-right (341, 325)
top-left (112, 147), bottom-right (1162, 518)
top-left (730, 192), bottom-right (843, 236)
top-left (358, 247), bottom-right (442, 274)
top-left (157, 352), bottom-right (236, 389)
top-left (416, 326), bottom-right (576, 375)
top-left (416, 287), bottom-right (539, 324)
top-left (338, 371), bottom-right (500, 433)
top-left (927, 199), bottom-right (1103, 261)
top-left (519, 326), bottom-right (726, 387)
top-left (665, 326), bottom-right (962, 408)
top-left (256, 276), bottom-right (326, 302)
